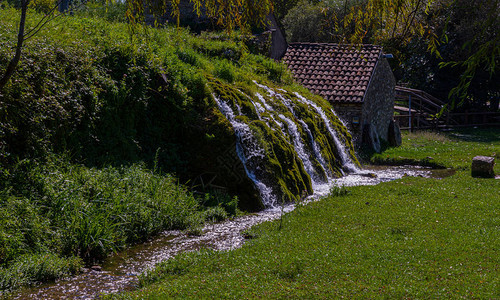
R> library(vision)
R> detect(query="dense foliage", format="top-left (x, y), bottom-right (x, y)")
top-left (126, 0), bottom-right (273, 32)
top-left (0, 7), bottom-right (288, 168)
top-left (0, 158), bottom-right (208, 292)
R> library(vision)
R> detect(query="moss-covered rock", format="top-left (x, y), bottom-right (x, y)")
top-left (206, 78), bottom-right (358, 207)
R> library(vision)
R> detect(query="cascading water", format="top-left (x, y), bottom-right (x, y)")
top-left (213, 95), bottom-right (277, 207)
top-left (294, 92), bottom-right (360, 173)
top-left (211, 81), bottom-right (359, 208)
top-left (258, 83), bottom-right (331, 180)
top-left (298, 119), bottom-right (331, 178)
top-left (278, 114), bottom-right (323, 186)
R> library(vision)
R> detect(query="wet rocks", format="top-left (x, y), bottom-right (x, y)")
top-left (388, 120), bottom-right (402, 147)
top-left (362, 124), bottom-right (381, 153)
top-left (359, 172), bottom-right (377, 178)
top-left (90, 265), bottom-right (103, 272)
top-left (471, 156), bottom-right (495, 178)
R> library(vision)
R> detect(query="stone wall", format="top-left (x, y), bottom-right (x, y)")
top-left (361, 57), bottom-right (395, 143)
top-left (267, 14), bottom-right (288, 60)
top-left (333, 103), bottom-right (363, 144)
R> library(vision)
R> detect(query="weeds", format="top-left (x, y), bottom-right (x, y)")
top-left (0, 253), bottom-right (81, 292)
top-left (0, 157), bottom-right (207, 290)
top-left (329, 185), bottom-right (350, 197)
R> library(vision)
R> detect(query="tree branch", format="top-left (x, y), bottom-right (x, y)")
top-left (23, 0), bottom-right (62, 38)
top-left (0, 0), bottom-right (28, 91)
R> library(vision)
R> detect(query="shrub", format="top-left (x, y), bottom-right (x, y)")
top-left (203, 206), bottom-right (228, 223)
top-left (28, 0), bottom-right (56, 14)
top-left (215, 60), bottom-right (236, 83)
top-left (329, 185), bottom-right (350, 197)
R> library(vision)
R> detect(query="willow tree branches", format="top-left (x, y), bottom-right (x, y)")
top-left (334, 0), bottom-right (499, 107)
top-left (125, 0), bottom-right (273, 32)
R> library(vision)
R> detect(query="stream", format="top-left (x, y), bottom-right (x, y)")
top-left (14, 165), bottom-right (454, 299)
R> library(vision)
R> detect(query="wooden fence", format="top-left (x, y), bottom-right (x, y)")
top-left (394, 86), bottom-right (500, 131)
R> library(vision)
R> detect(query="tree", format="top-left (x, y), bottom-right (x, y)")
top-left (332, 0), bottom-right (499, 109)
top-left (0, 0), bottom-right (63, 91)
top-left (0, 0), bottom-right (28, 91)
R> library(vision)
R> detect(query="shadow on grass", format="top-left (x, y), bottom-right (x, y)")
top-left (445, 127), bottom-right (500, 143)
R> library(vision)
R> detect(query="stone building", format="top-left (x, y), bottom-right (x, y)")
top-left (282, 43), bottom-right (396, 151)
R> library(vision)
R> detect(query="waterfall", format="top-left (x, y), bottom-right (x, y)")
top-left (298, 119), bottom-right (331, 178)
top-left (278, 114), bottom-right (323, 186)
top-left (213, 95), bottom-right (278, 207)
top-left (212, 81), bottom-right (358, 208)
top-left (294, 92), bottom-right (359, 173)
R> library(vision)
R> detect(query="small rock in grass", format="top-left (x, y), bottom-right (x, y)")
top-left (360, 172), bottom-right (377, 178)
top-left (471, 156), bottom-right (495, 178)
top-left (91, 265), bottom-right (102, 272)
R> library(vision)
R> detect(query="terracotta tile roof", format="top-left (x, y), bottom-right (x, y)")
top-left (283, 43), bottom-right (382, 103)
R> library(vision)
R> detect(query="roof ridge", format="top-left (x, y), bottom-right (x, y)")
top-left (288, 42), bottom-right (382, 48)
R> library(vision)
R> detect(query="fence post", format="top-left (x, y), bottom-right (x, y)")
top-left (408, 94), bottom-right (412, 132)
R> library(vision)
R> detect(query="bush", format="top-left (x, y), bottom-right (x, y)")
top-left (28, 0), bottom-right (56, 14)
top-left (199, 191), bottom-right (239, 217)
top-left (214, 59), bottom-right (236, 83)
top-left (203, 206), bottom-right (228, 223)
top-left (0, 157), bottom-right (204, 269)
top-left (329, 185), bottom-right (350, 197)
top-left (74, 1), bottom-right (128, 23)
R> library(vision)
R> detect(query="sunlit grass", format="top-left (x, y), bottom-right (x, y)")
top-left (113, 128), bottom-right (499, 299)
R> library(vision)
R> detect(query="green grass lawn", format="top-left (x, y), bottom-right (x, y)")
top-left (113, 128), bottom-right (499, 299)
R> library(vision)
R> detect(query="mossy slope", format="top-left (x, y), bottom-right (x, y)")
top-left (0, 7), bottom-right (357, 209)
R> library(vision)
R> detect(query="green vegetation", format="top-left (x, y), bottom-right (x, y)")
top-left (0, 4), bottom-right (355, 208)
top-left (112, 129), bottom-right (499, 299)
top-left (0, 157), bottom-right (211, 292)
top-left (0, 5), bottom-right (357, 292)
top-left (372, 129), bottom-right (500, 169)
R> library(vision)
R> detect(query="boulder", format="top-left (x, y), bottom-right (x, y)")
top-left (362, 124), bottom-right (381, 153)
top-left (388, 120), bottom-right (402, 147)
top-left (471, 156), bottom-right (495, 178)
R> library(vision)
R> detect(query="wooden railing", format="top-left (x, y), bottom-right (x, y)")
top-left (394, 86), bottom-right (500, 131)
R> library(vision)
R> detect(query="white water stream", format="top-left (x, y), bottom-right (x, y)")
top-left (216, 83), bottom-right (361, 208)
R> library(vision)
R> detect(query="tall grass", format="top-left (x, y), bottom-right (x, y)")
top-left (0, 155), bottom-right (221, 292)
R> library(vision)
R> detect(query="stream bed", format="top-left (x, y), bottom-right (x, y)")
top-left (14, 165), bottom-right (454, 299)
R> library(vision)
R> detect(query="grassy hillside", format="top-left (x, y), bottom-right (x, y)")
top-left (113, 129), bottom-right (499, 299)
top-left (0, 5), bottom-right (357, 292)
top-left (0, 6), bottom-right (288, 292)
top-left (0, 6), bottom-right (290, 170)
